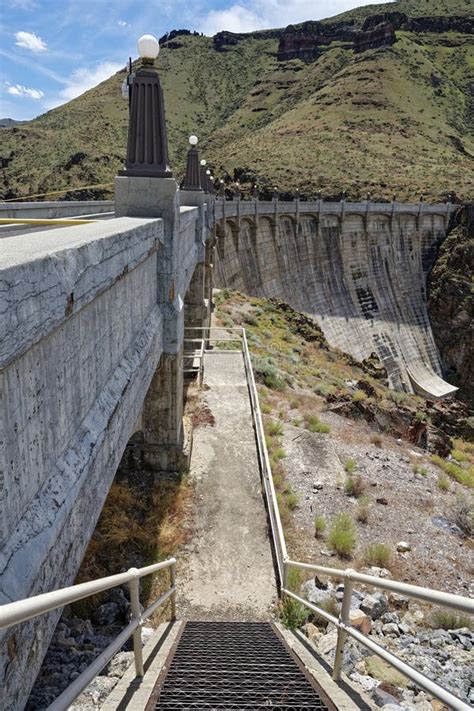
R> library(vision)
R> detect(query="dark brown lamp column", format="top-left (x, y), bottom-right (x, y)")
top-left (199, 159), bottom-right (208, 193)
top-left (120, 34), bottom-right (172, 178)
top-left (182, 135), bottom-right (202, 191)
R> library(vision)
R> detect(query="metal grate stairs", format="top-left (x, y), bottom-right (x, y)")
top-left (149, 621), bottom-right (331, 710)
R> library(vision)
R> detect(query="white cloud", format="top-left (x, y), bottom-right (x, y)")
top-left (200, 6), bottom-right (263, 34)
top-left (6, 83), bottom-right (44, 99)
top-left (197, 0), bottom-right (394, 35)
top-left (117, 20), bottom-right (129, 27)
top-left (43, 60), bottom-right (123, 109)
top-left (14, 30), bottom-right (47, 52)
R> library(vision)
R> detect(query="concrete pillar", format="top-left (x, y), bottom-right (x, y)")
top-left (115, 176), bottom-right (189, 472)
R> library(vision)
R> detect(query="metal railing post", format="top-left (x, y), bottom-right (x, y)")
top-left (128, 569), bottom-right (144, 677)
top-left (282, 559), bottom-right (289, 602)
top-left (333, 571), bottom-right (354, 680)
top-left (170, 561), bottom-right (177, 620)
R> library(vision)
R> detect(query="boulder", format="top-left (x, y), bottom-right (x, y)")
top-left (360, 592), bottom-right (389, 620)
top-left (317, 630), bottom-right (338, 656)
top-left (304, 622), bottom-right (324, 645)
top-left (349, 609), bottom-right (372, 635)
top-left (396, 541), bottom-right (411, 553)
top-left (365, 656), bottom-right (409, 688)
top-left (92, 602), bottom-right (121, 626)
top-left (382, 622), bottom-right (400, 636)
top-left (106, 651), bottom-right (134, 678)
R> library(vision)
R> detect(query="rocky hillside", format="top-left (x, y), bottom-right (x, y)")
top-left (0, 0), bottom-right (472, 201)
top-left (428, 204), bottom-right (474, 406)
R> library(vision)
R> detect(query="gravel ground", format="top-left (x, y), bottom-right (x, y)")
top-left (280, 409), bottom-right (473, 596)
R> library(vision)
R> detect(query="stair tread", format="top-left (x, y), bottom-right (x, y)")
top-left (153, 621), bottom-right (330, 710)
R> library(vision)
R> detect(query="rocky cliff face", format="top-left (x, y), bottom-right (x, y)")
top-left (428, 205), bottom-right (474, 408)
top-left (277, 20), bottom-right (396, 61)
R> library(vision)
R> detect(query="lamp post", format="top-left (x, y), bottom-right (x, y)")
top-left (199, 159), bottom-right (208, 193)
top-left (119, 34), bottom-right (172, 178)
top-left (182, 135), bottom-right (202, 191)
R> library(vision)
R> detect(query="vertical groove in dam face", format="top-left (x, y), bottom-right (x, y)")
top-left (214, 209), bottom-right (457, 398)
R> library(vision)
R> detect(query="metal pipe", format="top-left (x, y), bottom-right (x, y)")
top-left (0, 558), bottom-right (175, 630)
top-left (128, 571), bottom-right (144, 677)
top-left (333, 578), bottom-right (353, 680)
top-left (285, 560), bottom-right (474, 615)
top-left (170, 563), bottom-right (177, 620)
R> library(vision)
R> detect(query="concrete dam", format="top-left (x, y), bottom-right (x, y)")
top-left (213, 198), bottom-right (457, 399)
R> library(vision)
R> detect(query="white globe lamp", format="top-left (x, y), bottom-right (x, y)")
top-left (137, 35), bottom-right (159, 64)
top-left (189, 135), bottom-right (198, 146)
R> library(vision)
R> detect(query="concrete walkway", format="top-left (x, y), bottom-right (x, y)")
top-left (177, 351), bottom-right (277, 620)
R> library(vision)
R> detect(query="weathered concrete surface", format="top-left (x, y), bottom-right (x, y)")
top-left (0, 200), bottom-right (114, 220)
top-left (213, 200), bottom-right (457, 398)
top-left (177, 351), bottom-right (277, 620)
top-left (0, 218), bottom-right (165, 711)
top-left (0, 198), bottom-right (213, 709)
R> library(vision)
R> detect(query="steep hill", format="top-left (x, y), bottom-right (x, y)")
top-left (0, 0), bottom-right (472, 201)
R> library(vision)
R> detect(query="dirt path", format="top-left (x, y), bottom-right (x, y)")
top-left (177, 351), bottom-right (277, 620)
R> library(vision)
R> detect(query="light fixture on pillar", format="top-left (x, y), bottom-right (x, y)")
top-left (205, 168), bottom-right (211, 193)
top-left (182, 134), bottom-right (202, 191)
top-left (272, 186), bottom-right (278, 201)
top-left (200, 159), bottom-right (208, 191)
top-left (252, 184), bottom-right (258, 200)
top-left (119, 34), bottom-right (172, 178)
top-left (219, 179), bottom-right (225, 197)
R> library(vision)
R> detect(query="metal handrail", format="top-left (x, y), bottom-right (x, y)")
top-left (241, 328), bottom-right (288, 582)
top-left (283, 589), bottom-right (470, 710)
top-left (0, 558), bottom-right (177, 711)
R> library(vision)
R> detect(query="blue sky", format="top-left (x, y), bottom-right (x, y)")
top-left (0, 0), bottom-right (391, 121)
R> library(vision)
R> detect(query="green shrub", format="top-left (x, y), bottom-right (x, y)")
top-left (344, 475), bottom-right (366, 498)
top-left (328, 513), bottom-right (357, 558)
top-left (430, 610), bottom-right (473, 631)
top-left (431, 455), bottom-right (474, 488)
top-left (274, 447), bottom-right (287, 460)
top-left (313, 383), bottom-right (336, 397)
top-left (451, 448), bottom-right (469, 463)
top-left (286, 491), bottom-right (299, 510)
top-left (389, 390), bottom-right (408, 405)
top-left (365, 543), bottom-right (391, 568)
top-left (306, 415), bottom-right (331, 434)
top-left (243, 313), bottom-right (258, 326)
top-left (281, 597), bottom-right (309, 629)
top-left (266, 420), bottom-right (283, 437)
top-left (451, 494), bottom-right (474, 536)
top-left (261, 402), bottom-right (272, 415)
top-left (356, 495), bottom-right (371, 523)
top-left (437, 473), bottom-right (449, 491)
top-left (415, 411), bottom-right (428, 422)
top-left (352, 389), bottom-right (367, 402)
top-left (314, 514), bottom-right (326, 538)
top-left (344, 458), bottom-right (357, 474)
top-left (370, 434), bottom-right (383, 447)
top-left (254, 357), bottom-right (286, 391)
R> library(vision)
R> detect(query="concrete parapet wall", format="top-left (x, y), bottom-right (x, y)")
top-left (0, 217), bottom-right (166, 708)
top-left (0, 200), bottom-right (114, 219)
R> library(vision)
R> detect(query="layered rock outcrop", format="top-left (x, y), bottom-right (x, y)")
top-left (428, 205), bottom-right (474, 407)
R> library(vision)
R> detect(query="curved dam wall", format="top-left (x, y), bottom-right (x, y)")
top-left (214, 200), bottom-right (457, 398)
